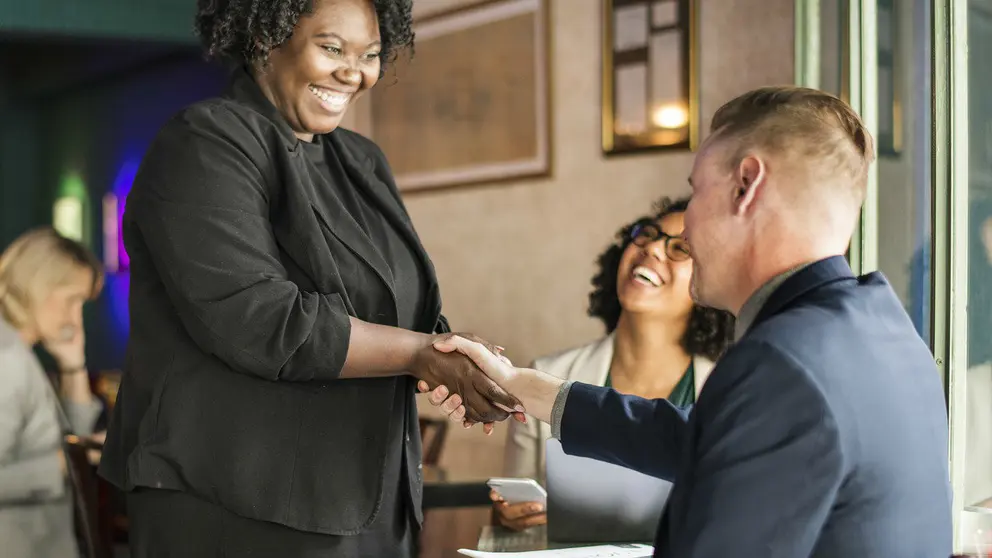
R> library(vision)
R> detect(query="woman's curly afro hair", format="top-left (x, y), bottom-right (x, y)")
top-left (587, 196), bottom-right (736, 361)
top-left (194, 0), bottom-right (414, 76)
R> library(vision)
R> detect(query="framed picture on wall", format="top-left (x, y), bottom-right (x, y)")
top-left (369, 0), bottom-right (550, 192)
top-left (602, 0), bottom-right (698, 155)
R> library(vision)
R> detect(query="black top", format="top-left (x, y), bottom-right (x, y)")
top-left (299, 138), bottom-right (426, 330)
top-left (99, 67), bottom-right (448, 536)
top-left (298, 136), bottom-right (426, 541)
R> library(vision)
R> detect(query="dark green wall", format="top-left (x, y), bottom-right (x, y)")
top-left (2, 50), bottom-right (227, 369)
top-left (0, 84), bottom-right (43, 247)
top-left (0, 0), bottom-right (197, 43)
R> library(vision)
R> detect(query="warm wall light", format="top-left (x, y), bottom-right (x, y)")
top-left (53, 197), bottom-right (84, 241)
top-left (102, 193), bottom-right (119, 273)
top-left (651, 104), bottom-right (689, 129)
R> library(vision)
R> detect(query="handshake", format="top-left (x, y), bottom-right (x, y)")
top-left (412, 334), bottom-right (563, 434)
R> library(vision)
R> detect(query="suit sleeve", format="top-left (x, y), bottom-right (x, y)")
top-left (127, 107), bottom-right (352, 382)
top-left (559, 382), bottom-right (691, 481)
top-left (668, 343), bottom-right (845, 557)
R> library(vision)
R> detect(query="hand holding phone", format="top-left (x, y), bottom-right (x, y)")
top-left (486, 477), bottom-right (547, 505)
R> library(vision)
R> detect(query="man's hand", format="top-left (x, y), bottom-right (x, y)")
top-left (410, 333), bottom-right (523, 423)
top-left (433, 336), bottom-right (562, 424)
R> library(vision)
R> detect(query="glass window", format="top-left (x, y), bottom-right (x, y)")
top-left (876, 0), bottom-right (932, 344)
top-left (961, 0), bottom-right (992, 551)
top-left (818, 0), bottom-right (842, 97)
top-left (966, 0), bottom-right (992, 510)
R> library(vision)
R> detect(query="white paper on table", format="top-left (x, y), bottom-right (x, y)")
top-left (457, 543), bottom-right (654, 558)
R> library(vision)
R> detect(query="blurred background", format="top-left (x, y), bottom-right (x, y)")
top-left (0, 0), bottom-right (989, 556)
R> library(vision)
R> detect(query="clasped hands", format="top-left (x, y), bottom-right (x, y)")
top-left (413, 334), bottom-right (562, 435)
top-left (410, 333), bottom-right (524, 434)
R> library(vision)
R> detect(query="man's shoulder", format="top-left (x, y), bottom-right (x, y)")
top-left (749, 274), bottom-right (913, 354)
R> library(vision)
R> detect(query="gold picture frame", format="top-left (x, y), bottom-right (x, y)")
top-left (602, 0), bottom-right (698, 155)
top-left (369, 0), bottom-right (551, 192)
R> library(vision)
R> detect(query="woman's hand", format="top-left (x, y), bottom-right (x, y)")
top-left (410, 333), bottom-right (523, 423)
top-left (432, 336), bottom-right (563, 424)
top-left (43, 326), bottom-right (86, 373)
top-left (490, 489), bottom-right (547, 531)
top-left (417, 381), bottom-right (526, 435)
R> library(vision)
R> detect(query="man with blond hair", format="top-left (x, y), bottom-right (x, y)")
top-left (430, 86), bottom-right (952, 557)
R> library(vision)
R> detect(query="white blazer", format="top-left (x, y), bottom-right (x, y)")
top-left (503, 334), bottom-right (715, 483)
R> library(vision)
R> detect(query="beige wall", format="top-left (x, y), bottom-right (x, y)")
top-left (343, 0), bottom-right (795, 477)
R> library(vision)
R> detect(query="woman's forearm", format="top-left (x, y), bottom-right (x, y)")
top-left (58, 368), bottom-right (95, 405)
top-left (338, 317), bottom-right (432, 378)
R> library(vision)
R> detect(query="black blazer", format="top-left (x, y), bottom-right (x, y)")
top-left (561, 257), bottom-right (952, 557)
top-left (98, 69), bottom-right (448, 535)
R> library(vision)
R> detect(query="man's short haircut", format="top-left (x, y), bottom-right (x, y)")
top-left (709, 86), bottom-right (875, 202)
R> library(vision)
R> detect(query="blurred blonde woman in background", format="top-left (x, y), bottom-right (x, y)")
top-left (0, 227), bottom-right (104, 558)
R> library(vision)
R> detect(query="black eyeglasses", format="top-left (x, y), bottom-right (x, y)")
top-left (629, 222), bottom-right (691, 261)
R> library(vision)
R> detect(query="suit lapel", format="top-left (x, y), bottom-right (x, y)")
top-left (750, 256), bottom-right (855, 333)
top-left (328, 131), bottom-right (443, 326)
top-left (327, 132), bottom-right (425, 256)
top-left (295, 147), bottom-right (397, 295)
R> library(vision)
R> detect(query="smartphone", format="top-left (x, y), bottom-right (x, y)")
top-left (487, 477), bottom-right (548, 505)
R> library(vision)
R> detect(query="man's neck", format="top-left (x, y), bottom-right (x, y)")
top-left (733, 263), bottom-right (811, 340)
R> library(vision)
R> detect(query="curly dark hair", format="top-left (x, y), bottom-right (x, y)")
top-left (194, 0), bottom-right (414, 76)
top-left (587, 196), bottom-right (736, 361)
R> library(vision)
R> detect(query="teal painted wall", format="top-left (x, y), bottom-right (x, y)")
top-left (0, 84), bottom-right (43, 247)
top-left (0, 0), bottom-right (197, 42)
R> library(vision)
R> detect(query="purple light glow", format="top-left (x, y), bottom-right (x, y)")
top-left (112, 161), bottom-right (139, 269)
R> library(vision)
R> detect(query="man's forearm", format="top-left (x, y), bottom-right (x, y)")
top-left (504, 368), bottom-right (567, 425)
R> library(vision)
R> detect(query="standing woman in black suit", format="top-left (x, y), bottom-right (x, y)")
top-left (98, 0), bottom-right (522, 556)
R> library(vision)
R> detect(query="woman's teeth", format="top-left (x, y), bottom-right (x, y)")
top-left (633, 266), bottom-right (662, 287)
top-left (308, 85), bottom-right (350, 110)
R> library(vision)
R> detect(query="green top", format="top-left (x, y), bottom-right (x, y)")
top-left (604, 361), bottom-right (696, 407)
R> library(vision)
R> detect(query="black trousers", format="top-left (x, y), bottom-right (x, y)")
top-left (126, 488), bottom-right (416, 558)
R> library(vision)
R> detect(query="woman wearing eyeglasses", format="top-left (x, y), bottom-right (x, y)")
top-left (424, 196), bottom-right (735, 531)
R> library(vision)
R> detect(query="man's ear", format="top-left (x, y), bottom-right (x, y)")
top-left (732, 155), bottom-right (766, 216)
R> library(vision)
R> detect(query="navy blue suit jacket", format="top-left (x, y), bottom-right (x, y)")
top-left (560, 256), bottom-right (952, 557)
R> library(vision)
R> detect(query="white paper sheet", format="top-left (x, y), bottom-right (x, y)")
top-left (458, 543), bottom-right (654, 558)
